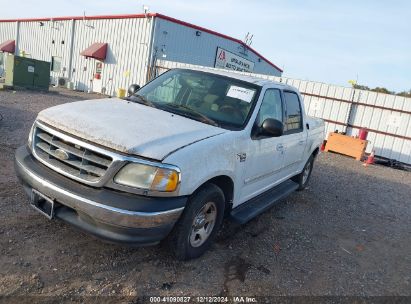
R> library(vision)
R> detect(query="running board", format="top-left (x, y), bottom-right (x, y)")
top-left (230, 179), bottom-right (299, 224)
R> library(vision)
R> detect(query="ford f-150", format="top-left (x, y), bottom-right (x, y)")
top-left (15, 68), bottom-right (324, 260)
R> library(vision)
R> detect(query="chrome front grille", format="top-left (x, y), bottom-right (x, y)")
top-left (33, 125), bottom-right (113, 183)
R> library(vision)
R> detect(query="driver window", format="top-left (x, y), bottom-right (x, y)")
top-left (256, 89), bottom-right (283, 126)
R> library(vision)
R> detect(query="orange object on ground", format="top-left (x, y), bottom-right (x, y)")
top-left (363, 151), bottom-right (375, 166)
top-left (324, 132), bottom-right (368, 161)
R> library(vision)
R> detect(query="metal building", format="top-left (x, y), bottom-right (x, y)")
top-left (0, 13), bottom-right (282, 95)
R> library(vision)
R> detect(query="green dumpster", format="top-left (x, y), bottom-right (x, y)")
top-left (5, 55), bottom-right (50, 91)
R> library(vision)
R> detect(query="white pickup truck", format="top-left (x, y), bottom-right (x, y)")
top-left (15, 68), bottom-right (324, 260)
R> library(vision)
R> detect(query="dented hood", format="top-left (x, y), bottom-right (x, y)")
top-left (37, 98), bottom-right (226, 160)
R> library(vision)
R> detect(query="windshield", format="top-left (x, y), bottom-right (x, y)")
top-left (134, 69), bottom-right (261, 129)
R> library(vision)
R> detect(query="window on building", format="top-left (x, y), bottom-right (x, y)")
top-left (51, 56), bottom-right (62, 72)
top-left (284, 91), bottom-right (303, 133)
top-left (0, 53), bottom-right (4, 66)
top-left (256, 89), bottom-right (283, 127)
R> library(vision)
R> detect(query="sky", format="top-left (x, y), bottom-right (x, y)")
top-left (1, 0), bottom-right (410, 92)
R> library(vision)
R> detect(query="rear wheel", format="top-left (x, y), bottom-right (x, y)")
top-left (292, 155), bottom-right (314, 191)
top-left (168, 183), bottom-right (225, 260)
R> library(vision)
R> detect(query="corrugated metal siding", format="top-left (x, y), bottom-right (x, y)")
top-left (156, 60), bottom-right (411, 164)
top-left (285, 80), bottom-right (411, 164)
top-left (348, 91), bottom-right (411, 163)
top-left (70, 17), bottom-right (152, 95)
top-left (18, 20), bottom-right (73, 84)
top-left (1, 17), bottom-right (152, 94)
top-left (0, 21), bottom-right (17, 76)
top-left (153, 18), bottom-right (281, 76)
top-left (0, 21), bottom-right (17, 42)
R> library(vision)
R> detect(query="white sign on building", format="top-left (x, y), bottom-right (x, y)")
top-left (214, 47), bottom-right (255, 72)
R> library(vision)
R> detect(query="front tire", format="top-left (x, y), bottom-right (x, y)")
top-left (168, 183), bottom-right (225, 260)
top-left (292, 155), bottom-right (314, 191)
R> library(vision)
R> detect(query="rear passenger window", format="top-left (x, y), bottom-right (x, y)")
top-left (284, 92), bottom-right (303, 133)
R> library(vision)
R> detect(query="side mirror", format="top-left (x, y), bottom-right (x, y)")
top-left (128, 84), bottom-right (141, 96)
top-left (260, 118), bottom-right (283, 137)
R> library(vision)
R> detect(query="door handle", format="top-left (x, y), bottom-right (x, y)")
top-left (276, 144), bottom-right (284, 151)
top-left (298, 140), bottom-right (306, 145)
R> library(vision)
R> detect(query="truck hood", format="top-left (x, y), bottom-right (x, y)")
top-left (37, 98), bottom-right (226, 161)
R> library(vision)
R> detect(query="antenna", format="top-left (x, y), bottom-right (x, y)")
top-left (143, 5), bottom-right (150, 17)
top-left (239, 32), bottom-right (253, 55)
top-left (83, 11), bottom-right (94, 29)
top-left (244, 32), bottom-right (253, 46)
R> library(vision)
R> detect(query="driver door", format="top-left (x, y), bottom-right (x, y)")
top-left (240, 88), bottom-right (286, 204)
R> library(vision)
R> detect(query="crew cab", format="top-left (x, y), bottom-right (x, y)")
top-left (15, 68), bottom-right (324, 260)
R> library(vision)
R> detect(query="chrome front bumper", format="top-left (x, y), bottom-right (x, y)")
top-left (15, 146), bottom-right (187, 245)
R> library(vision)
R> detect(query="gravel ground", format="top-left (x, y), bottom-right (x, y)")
top-left (0, 88), bottom-right (410, 300)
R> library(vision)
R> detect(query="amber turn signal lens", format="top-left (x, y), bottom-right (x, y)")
top-left (151, 168), bottom-right (179, 192)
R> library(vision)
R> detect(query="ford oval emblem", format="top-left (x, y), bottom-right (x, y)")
top-left (54, 148), bottom-right (69, 160)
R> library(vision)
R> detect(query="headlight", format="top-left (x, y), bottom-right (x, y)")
top-left (28, 123), bottom-right (35, 148)
top-left (114, 163), bottom-right (180, 192)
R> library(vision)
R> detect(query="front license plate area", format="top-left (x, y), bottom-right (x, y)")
top-left (30, 189), bottom-right (55, 219)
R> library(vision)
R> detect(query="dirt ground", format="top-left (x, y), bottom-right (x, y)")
top-left (0, 88), bottom-right (410, 301)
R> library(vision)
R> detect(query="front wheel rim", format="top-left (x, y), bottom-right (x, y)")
top-left (189, 202), bottom-right (217, 247)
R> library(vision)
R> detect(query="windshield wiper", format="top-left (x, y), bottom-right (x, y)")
top-left (161, 104), bottom-right (219, 127)
top-left (126, 94), bottom-right (156, 108)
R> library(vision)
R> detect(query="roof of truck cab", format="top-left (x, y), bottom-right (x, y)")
top-left (178, 67), bottom-right (291, 88)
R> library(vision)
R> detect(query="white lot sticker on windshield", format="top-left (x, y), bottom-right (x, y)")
top-left (226, 86), bottom-right (255, 103)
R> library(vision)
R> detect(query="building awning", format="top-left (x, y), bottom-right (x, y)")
top-left (0, 40), bottom-right (15, 53)
top-left (80, 42), bottom-right (108, 61)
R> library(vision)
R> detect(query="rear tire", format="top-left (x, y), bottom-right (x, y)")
top-left (292, 155), bottom-right (314, 191)
top-left (168, 183), bottom-right (225, 260)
